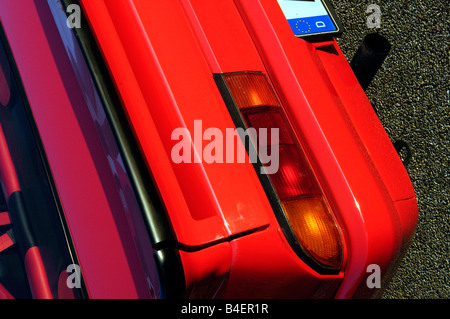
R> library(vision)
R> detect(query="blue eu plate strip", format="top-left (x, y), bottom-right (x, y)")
top-left (287, 15), bottom-right (336, 36)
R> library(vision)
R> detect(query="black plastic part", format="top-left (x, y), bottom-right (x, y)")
top-left (154, 248), bottom-right (186, 299)
top-left (59, 0), bottom-right (177, 247)
top-left (350, 33), bottom-right (391, 91)
top-left (7, 193), bottom-right (36, 258)
top-left (393, 140), bottom-right (412, 167)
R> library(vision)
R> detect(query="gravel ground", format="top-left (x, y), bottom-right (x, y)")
top-left (329, 0), bottom-right (449, 298)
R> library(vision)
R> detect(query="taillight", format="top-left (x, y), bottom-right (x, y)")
top-left (215, 71), bottom-right (343, 272)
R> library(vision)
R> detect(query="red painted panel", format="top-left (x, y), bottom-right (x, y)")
top-left (24, 247), bottom-right (53, 299)
top-left (232, 0), bottom-right (417, 298)
top-left (0, 283), bottom-right (13, 299)
top-left (0, 1), bottom-right (147, 298)
top-left (80, 0), bottom-right (274, 248)
top-left (184, 0), bottom-right (265, 73)
top-left (0, 120), bottom-right (20, 198)
top-left (222, 227), bottom-right (343, 299)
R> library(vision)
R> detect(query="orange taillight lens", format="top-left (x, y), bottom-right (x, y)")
top-left (282, 196), bottom-right (342, 269)
top-left (223, 72), bottom-right (280, 109)
top-left (219, 72), bottom-right (343, 272)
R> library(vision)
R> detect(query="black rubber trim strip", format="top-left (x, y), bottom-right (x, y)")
top-left (0, 22), bottom-right (88, 299)
top-left (59, 0), bottom-right (176, 248)
top-left (393, 140), bottom-right (412, 167)
top-left (154, 248), bottom-right (186, 299)
top-left (60, 0), bottom-right (186, 297)
top-left (214, 72), bottom-right (340, 275)
top-left (157, 225), bottom-right (269, 253)
top-left (7, 191), bottom-right (36, 256)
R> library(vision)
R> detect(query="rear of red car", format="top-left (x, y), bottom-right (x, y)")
top-left (0, 0), bottom-right (417, 299)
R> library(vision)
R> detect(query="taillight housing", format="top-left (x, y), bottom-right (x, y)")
top-left (215, 71), bottom-right (343, 273)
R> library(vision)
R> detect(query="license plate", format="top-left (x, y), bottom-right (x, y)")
top-left (277, 0), bottom-right (343, 39)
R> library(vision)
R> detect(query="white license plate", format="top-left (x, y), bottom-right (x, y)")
top-left (277, 0), bottom-right (343, 39)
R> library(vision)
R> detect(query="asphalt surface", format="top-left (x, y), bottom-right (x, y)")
top-left (329, 0), bottom-right (449, 298)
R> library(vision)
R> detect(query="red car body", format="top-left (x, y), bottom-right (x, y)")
top-left (0, 0), bottom-right (418, 299)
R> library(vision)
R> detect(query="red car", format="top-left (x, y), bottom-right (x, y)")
top-left (0, 0), bottom-right (418, 299)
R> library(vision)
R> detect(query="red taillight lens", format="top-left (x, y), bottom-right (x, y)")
top-left (243, 109), bottom-right (320, 200)
top-left (220, 72), bottom-right (343, 271)
top-left (269, 144), bottom-right (321, 200)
